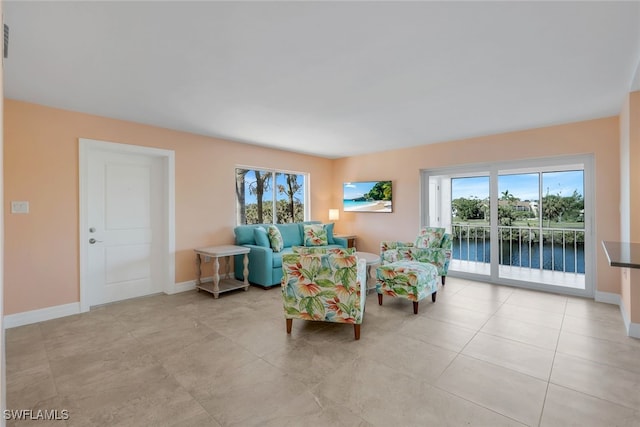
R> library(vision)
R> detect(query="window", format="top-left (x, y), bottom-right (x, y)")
top-left (235, 167), bottom-right (308, 225)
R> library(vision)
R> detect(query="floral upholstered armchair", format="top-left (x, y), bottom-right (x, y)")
top-left (281, 248), bottom-right (367, 340)
top-left (380, 227), bottom-right (452, 285)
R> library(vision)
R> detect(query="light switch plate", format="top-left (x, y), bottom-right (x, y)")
top-left (11, 201), bottom-right (29, 214)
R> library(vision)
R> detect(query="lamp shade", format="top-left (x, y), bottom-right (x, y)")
top-left (329, 209), bottom-right (340, 221)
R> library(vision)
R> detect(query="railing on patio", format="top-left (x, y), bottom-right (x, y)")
top-left (452, 224), bottom-right (585, 274)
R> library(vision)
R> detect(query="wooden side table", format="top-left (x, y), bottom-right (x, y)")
top-left (335, 234), bottom-right (357, 249)
top-left (194, 245), bottom-right (250, 298)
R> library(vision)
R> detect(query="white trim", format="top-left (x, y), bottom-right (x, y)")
top-left (79, 138), bottom-right (175, 312)
top-left (594, 290), bottom-right (621, 305)
top-left (594, 291), bottom-right (640, 339)
top-left (628, 321), bottom-right (640, 339)
top-left (618, 298), bottom-right (640, 339)
top-left (4, 303), bottom-right (80, 329)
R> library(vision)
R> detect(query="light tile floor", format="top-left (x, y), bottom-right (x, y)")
top-left (6, 277), bottom-right (640, 426)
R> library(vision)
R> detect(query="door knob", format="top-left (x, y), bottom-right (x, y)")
top-left (89, 238), bottom-right (103, 244)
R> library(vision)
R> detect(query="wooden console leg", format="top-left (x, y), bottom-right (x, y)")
top-left (413, 301), bottom-right (419, 314)
top-left (354, 324), bottom-right (361, 340)
top-left (286, 319), bottom-right (292, 334)
top-left (378, 294), bottom-right (383, 305)
top-left (432, 291), bottom-right (437, 303)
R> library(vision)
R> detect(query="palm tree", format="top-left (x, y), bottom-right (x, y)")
top-left (278, 174), bottom-right (301, 223)
top-left (249, 171), bottom-right (271, 224)
top-left (235, 169), bottom-right (249, 224)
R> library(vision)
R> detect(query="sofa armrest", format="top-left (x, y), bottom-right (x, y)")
top-left (234, 244), bottom-right (274, 286)
top-left (398, 247), bottom-right (449, 273)
top-left (333, 236), bottom-right (348, 248)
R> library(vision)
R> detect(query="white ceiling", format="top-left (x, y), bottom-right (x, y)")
top-left (4, 1), bottom-right (640, 159)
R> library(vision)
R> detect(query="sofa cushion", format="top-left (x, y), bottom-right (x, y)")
top-left (324, 223), bottom-right (336, 244)
top-left (278, 223), bottom-right (304, 247)
top-left (253, 226), bottom-right (270, 248)
top-left (235, 225), bottom-right (258, 246)
top-left (303, 224), bottom-right (328, 246)
top-left (268, 225), bottom-right (284, 252)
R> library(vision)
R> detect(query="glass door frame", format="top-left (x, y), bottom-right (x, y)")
top-left (420, 154), bottom-right (595, 298)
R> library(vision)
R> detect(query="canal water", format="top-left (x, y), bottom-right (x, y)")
top-left (452, 239), bottom-right (585, 273)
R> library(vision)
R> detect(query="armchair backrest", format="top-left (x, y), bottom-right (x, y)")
top-left (415, 227), bottom-right (447, 248)
top-left (281, 251), bottom-right (365, 324)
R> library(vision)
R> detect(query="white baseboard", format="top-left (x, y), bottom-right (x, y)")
top-left (594, 291), bottom-right (621, 305)
top-left (593, 291), bottom-right (640, 339)
top-left (165, 277), bottom-right (212, 295)
top-left (4, 279), bottom-right (211, 328)
top-left (628, 322), bottom-right (640, 339)
top-left (4, 302), bottom-right (80, 329)
top-left (618, 299), bottom-right (640, 339)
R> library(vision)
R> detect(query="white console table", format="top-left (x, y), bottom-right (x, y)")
top-left (194, 245), bottom-right (250, 298)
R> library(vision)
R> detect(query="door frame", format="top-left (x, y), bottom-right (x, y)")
top-left (79, 138), bottom-right (175, 312)
top-left (420, 154), bottom-right (595, 298)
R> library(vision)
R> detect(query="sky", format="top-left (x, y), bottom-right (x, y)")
top-left (452, 170), bottom-right (584, 201)
top-left (343, 181), bottom-right (383, 200)
top-left (241, 170), bottom-right (304, 204)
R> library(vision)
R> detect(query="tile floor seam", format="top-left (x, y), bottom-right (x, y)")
top-left (552, 346), bottom-right (640, 378)
top-left (456, 294), bottom-right (509, 354)
top-left (546, 377), bottom-right (640, 415)
top-left (470, 329), bottom-right (560, 354)
top-left (8, 278), bottom-right (637, 427)
top-left (39, 322), bottom-right (68, 409)
top-left (545, 381), bottom-right (640, 417)
top-left (428, 291), bottom-right (512, 388)
top-left (427, 381), bottom-right (530, 427)
top-left (558, 324), bottom-right (640, 347)
top-left (536, 293), bottom-right (568, 427)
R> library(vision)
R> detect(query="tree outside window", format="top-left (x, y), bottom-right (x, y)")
top-left (236, 168), bottom-right (306, 225)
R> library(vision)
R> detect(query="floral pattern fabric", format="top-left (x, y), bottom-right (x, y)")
top-left (292, 246), bottom-right (355, 256)
top-left (376, 261), bottom-right (438, 302)
top-left (303, 224), bottom-right (329, 246)
top-left (380, 230), bottom-right (452, 278)
top-left (267, 225), bottom-right (284, 252)
top-left (281, 252), bottom-right (366, 324)
top-left (415, 227), bottom-right (446, 248)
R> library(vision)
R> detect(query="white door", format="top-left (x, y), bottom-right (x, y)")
top-left (85, 146), bottom-right (164, 307)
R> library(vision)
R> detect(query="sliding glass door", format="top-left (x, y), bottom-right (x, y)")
top-left (422, 156), bottom-right (593, 297)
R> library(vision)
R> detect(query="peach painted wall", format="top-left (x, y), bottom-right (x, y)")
top-left (622, 91), bottom-right (640, 324)
top-left (3, 100), bottom-right (334, 315)
top-left (333, 117), bottom-right (621, 296)
top-left (620, 94), bottom-right (632, 321)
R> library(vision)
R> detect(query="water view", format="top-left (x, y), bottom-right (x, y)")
top-left (453, 239), bottom-right (585, 273)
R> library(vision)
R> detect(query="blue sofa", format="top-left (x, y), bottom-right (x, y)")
top-left (234, 221), bottom-right (347, 287)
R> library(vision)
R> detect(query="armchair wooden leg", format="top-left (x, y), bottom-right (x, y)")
top-left (354, 324), bottom-right (361, 340)
top-left (441, 276), bottom-right (446, 286)
top-left (286, 318), bottom-right (292, 334)
top-left (413, 301), bottom-right (419, 314)
top-left (378, 294), bottom-right (383, 305)
top-left (432, 291), bottom-right (437, 303)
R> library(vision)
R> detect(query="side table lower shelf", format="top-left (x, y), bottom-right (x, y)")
top-left (196, 278), bottom-right (248, 296)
